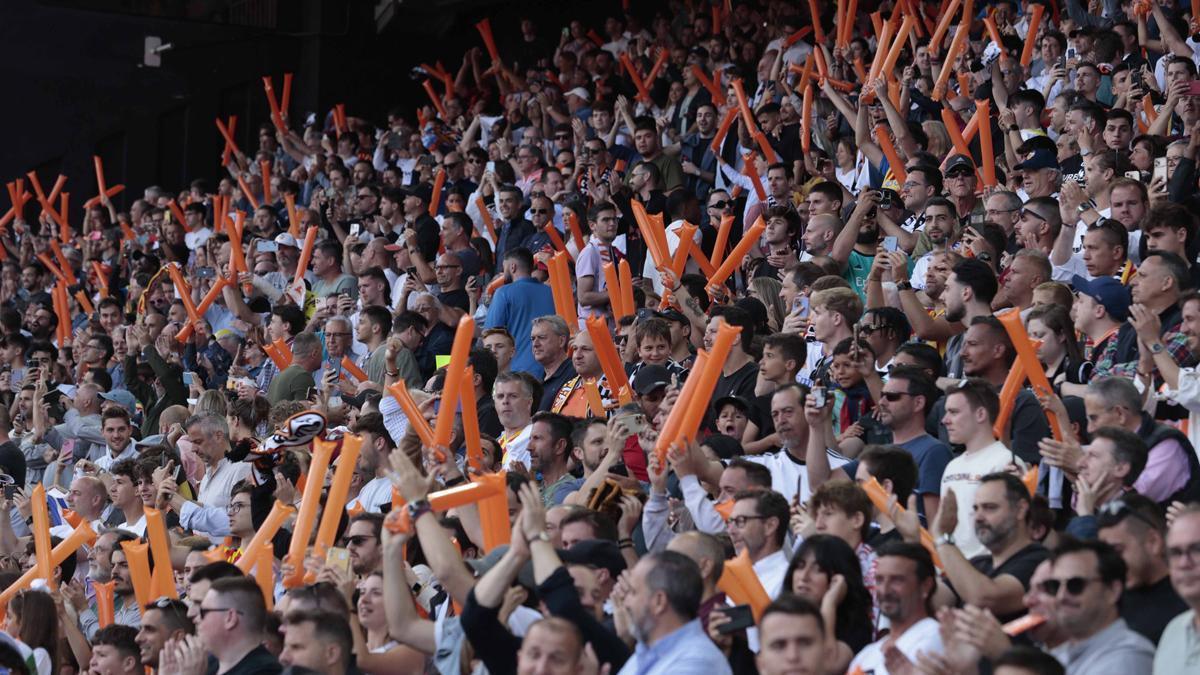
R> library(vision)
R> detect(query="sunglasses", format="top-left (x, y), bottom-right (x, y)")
top-left (1021, 208), bottom-right (1048, 223)
top-left (708, 200), bottom-right (731, 209)
top-left (345, 535), bottom-right (377, 546)
top-left (946, 170), bottom-right (973, 179)
top-left (530, 208), bottom-right (550, 214)
top-left (1038, 576), bottom-right (1100, 596)
top-left (881, 391), bottom-right (914, 401)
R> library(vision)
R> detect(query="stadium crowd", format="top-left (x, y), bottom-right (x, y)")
top-left (7, 0), bottom-right (1200, 673)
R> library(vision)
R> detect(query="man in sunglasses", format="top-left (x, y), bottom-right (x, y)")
top-left (1046, 538), bottom-right (1154, 673)
top-left (1014, 197), bottom-right (1062, 257)
top-left (1096, 493), bottom-right (1188, 643)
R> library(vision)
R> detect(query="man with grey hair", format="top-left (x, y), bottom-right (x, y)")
top-left (164, 412), bottom-right (249, 537)
top-left (615, 550), bottom-right (732, 675)
top-left (984, 190), bottom-right (1023, 242)
top-left (267, 331), bottom-right (321, 404)
top-left (532, 316), bottom-right (576, 411)
top-left (494, 371), bottom-right (537, 469)
top-left (1074, 376), bottom-right (1198, 505)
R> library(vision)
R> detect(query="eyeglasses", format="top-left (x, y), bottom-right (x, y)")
top-left (444, 161), bottom-right (461, 169)
top-left (345, 535), bottom-right (377, 546)
top-left (226, 502), bottom-right (249, 514)
top-left (708, 200), bottom-right (731, 209)
top-left (1167, 542), bottom-right (1200, 564)
top-left (326, 332), bottom-right (351, 338)
top-left (1039, 576), bottom-right (1102, 596)
top-left (881, 391), bottom-right (915, 401)
top-left (728, 515), bottom-right (766, 528)
top-left (435, 264), bottom-right (462, 270)
top-left (530, 208), bottom-right (550, 214)
top-left (199, 606), bottom-right (243, 618)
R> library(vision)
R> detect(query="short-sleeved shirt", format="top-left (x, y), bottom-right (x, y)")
top-left (1121, 576), bottom-right (1189, 644)
top-left (843, 250), bottom-right (874, 301)
top-left (969, 543), bottom-right (1049, 623)
top-left (311, 273), bottom-right (358, 298)
top-left (840, 434), bottom-right (953, 521)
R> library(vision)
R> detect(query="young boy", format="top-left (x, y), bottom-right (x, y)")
top-left (627, 317), bottom-right (688, 381)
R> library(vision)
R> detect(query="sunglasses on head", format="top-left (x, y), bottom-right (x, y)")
top-left (1038, 576), bottom-right (1100, 596)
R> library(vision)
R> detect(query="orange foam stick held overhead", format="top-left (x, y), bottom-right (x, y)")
top-left (998, 311), bottom-right (1063, 440)
top-left (801, 85), bottom-right (814, 152)
top-left (475, 195), bottom-right (497, 241)
top-left (175, 278), bottom-right (229, 343)
top-left (977, 99), bottom-right (997, 187)
top-left (283, 438), bottom-right (333, 588)
top-left (459, 366), bottom-right (485, 472)
top-left (618, 53), bottom-right (651, 101)
top-left (875, 125), bottom-right (908, 184)
top-left (710, 107), bottom-right (738, 155)
top-left (1021, 5), bottom-right (1045, 67)
top-left (718, 550), bottom-right (772, 621)
top-left (602, 263), bottom-right (626, 319)
top-left (93, 155), bottom-right (108, 198)
top-left (938, 109), bottom-right (983, 183)
top-left (429, 168), bottom-right (446, 217)
top-left (94, 580), bottom-right (115, 628)
top-left (643, 48), bottom-right (669, 90)
top-left (544, 224), bottom-right (568, 254)
top-left (30, 485), bottom-right (53, 587)
top-left (165, 265), bottom-right (200, 324)
top-left (707, 217), bottom-right (766, 294)
top-left (671, 223), bottom-right (698, 277)
top-left (49, 241), bottom-right (77, 285)
top-left (254, 542), bottom-right (275, 610)
top-left (167, 200), bottom-right (189, 232)
top-left (423, 80), bottom-right (449, 119)
top-left (861, 477), bottom-right (942, 568)
top-left (934, 2), bottom-right (972, 99)
top-left (293, 226), bottom-right (318, 289)
top-left (711, 214), bottom-right (735, 268)
top-left (260, 161), bottom-right (273, 204)
top-left (673, 321), bottom-right (741, 444)
top-left (144, 507), bottom-right (178, 599)
top-left (0, 521), bottom-right (95, 607)
top-left (434, 315), bottom-right (477, 447)
top-left (992, 360), bottom-right (1027, 437)
top-left (806, 0), bottom-right (826, 45)
top-left (388, 380), bottom-right (436, 447)
top-left (310, 434), bottom-right (363, 563)
top-left (883, 16), bottom-right (915, 75)
top-left (120, 540), bottom-right (153, 614)
top-left (741, 153), bottom-right (767, 202)
top-left (551, 252), bottom-right (579, 330)
top-left (262, 76), bottom-right (286, 132)
top-left (235, 500), bottom-right (296, 573)
top-left (565, 210), bottom-right (586, 251)
top-left (215, 118), bottom-right (240, 162)
top-left (841, 0), bottom-right (860, 45)
top-left (283, 192), bottom-right (300, 237)
top-left (691, 64), bottom-right (726, 105)
top-left (585, 316), bottom-right (633, 405)
top-left (731, 79), bottom-right (758, 133)
top-left (74, 291), bottom-right (94, 316)
top-left (618, 259), bottom-right (635, 318)
top-left (475, 18), bottom-right (501, 62)
top-left (476, 472), bottom-right (512, 551)
top-left (236, 174), bottom-right (260, 210)
top-left (92, 261), bottom-right (109, 297)
top-left (867, 20), bottom-right (895, 86)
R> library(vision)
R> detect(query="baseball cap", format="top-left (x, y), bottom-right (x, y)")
top-left (99, 389), bottom-right (139, 415)
top-left (712, 395), bottom-right (761, 429)
top-left (402, 183), bottom-right (433, 203)
top-left (558, 539), bottom-right (627, 578)
top-left (632, 365), bottom-right (671, 396)
top-left (1071, 274), bottom-right (1131, 322)
top-left (944, 154), bottom-right (976, 175)
top-left (274, 233), bottom-right (299, 249)
top-left (565, 87), bottom-right (591, 102)
top-left (1015, 150), bottom-right (1060, 172)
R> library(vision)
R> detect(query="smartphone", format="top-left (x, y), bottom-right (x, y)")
top-left (1125, 170), bottom-right (1142, 181)
top-left (1188, 81), bottom-right (1200, 96)
top-left (349, 222), bottom-right (362, 238)
top-left (196, 267), bottom-right (215, 279)
top-left (485, 161), bottom-right (496, 172)
top-left (306, 386), bottom-right (319, 400)
top-left (882, 236), bottom-right (899, 252)
top-left (326, 546), bottom-right (351, 574)
top-left (609, 462), bottom-right (629, 477)
top-left (2, 485), bottom-right (13, 500)
top-left (183, 372), bottom-right (194, 386)
top-left (1154, 157), bottom-right (1168, 183)
top-left (716, 605), bottom-right (755, 634)
top-left (811, 385), bottom-right (827, 408)
top-left (258, 241), bottom-right (279, 253)
top-left (616, 413), bottom-right (647, 435)
top-left (793, 296), bottom-right (810, 319)
top-left (1066, 46), bottom-right (1077, 61)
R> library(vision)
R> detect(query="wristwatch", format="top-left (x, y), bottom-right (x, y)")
top-left (896, 280), bottom-right (913, 292)
top-left (406, 499), bottom-right (432, 522)
top-left (937, 532), bottom-right (956, 546)
top-left (1150, 342), bottom-right (1165, 354)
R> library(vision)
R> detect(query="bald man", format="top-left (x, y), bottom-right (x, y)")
top-left (54, 476), bottom-right (110, 537)
top-left (801, 214), bottom-right (842, 260)
top-left (56, 382), bottom-right (107, 463)
top-left (667, 531), bottom-right (728, 629)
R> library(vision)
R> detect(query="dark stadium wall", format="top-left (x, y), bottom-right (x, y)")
top-left (3, 0), bottom-right (633, 214)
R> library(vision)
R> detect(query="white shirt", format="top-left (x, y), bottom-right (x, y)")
top-left (743, 447), bottom-right (849, 505)
top-left (849, 617), bottom-right (944, 674)
top-left (94, 443), bottom-right (137, 473)
top-left (350, 476), bottom-right (393, 513)
top-left (197, 458), bottom-right (251, 511)
top-left (941, 440), bottom-right (1026, 559)
top-left (500, 425), bottom-right (533, 469)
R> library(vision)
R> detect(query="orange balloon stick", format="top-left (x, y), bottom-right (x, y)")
top-left (997, 311), bottom-right (1063, 440)
top-left (120, 540), bottom-right (153, 614)
top-left (387, 380), bottom-right (436, 447)
top-left (31, 485), bottom-right (53, 587)
top-left (585, 316), bottom-right (633, 405)
top-left (254, 543), bottom-right (275, 611)
top-left (707, 217), bottom-right (766, 295)
top-left (429, 168), bottom-right (446, 216)
top-left (875, 125), bottom-right (908, 184)
top-left (977, 100), bottom-right (997, 187)
top-left (235, 500), bottom-right (296, 573)
top-left (618, 259), bottom-right (635, 318)
top-left (710, 107), bottom-right (738, 155)
top-left (310, 434), bottom-right (364, 563)
top-left (603, 263), bottom-right (626, 319)
top-left (1021, 5), bottom-right (1045, 67)
top-left (94, 580), bottom-right (115, 628)
top-left (434, 316), bottom-right (477, 447)
top-left (460, 366), bottom-right (485, 472)
top-left (293, 226), bottom-right (319, 289)
top-left (718, 550), bottom-right (772, 621)
top-left (0, 521), bottom-right (95, 609)
top-left (144, 507), bottom-right (178, 599)
top-left (283, 438), bottom-right (334, 588)
top-left (175, 278), bottom-right (229, 343)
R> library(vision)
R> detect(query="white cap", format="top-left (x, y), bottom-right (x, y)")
top-left (565, 87), bottom-right (591, 102)
top-left (274, 233), bottom-right (300, 248)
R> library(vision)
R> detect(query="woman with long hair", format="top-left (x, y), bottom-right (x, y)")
top-left (5, 589), bottom-right (59, 675)
top-left (1026, 304), bottom-right (1091, 387)
top-left (785, 534), bottom-right (874, 673)
top-left (354, 571), bottom-right (427, 673)
top-left (749, 277), bottom-right (787, 334)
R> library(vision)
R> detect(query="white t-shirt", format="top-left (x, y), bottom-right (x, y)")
top-left (848, 617), bottom-right (944, 675)
top-left (500, 425), bottom-right (533, 469)
top-left (743, 447), bottom-right (849, 505)
top-left (349, 476), bottom-right (393, 513)
top-left (941, 440), bottom-right (1026, 559)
